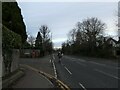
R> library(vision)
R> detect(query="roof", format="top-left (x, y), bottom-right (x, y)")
top-left (107, 38), bottom-right (120, 44)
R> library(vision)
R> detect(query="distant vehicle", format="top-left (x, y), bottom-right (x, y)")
top-left (24, 52), bottom-right (31, 58)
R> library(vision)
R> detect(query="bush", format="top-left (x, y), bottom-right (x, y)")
top-left (2, 25), bottom-right (22, 73)
top-left (2, 25), bottom-right (22, 49)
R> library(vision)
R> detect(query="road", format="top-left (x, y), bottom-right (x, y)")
top-left (53, 54), bottom-right (119, 89)
top-left (17, 54), bottom-right (119, 89)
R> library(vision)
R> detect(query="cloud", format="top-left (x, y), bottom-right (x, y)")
top-left (17, 2), bottom-right (117, 48)
top-left (52, 38), bottom-right (67, 43)
top-left (17, 0), bottom-right (119, 2)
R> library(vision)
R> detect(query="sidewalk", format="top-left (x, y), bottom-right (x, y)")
top-left (8, 55), bottom-right (70, 89)
top-left (19, 55), bottom-right (54, 76)
top-left (10, 55), bottom-right (54, 88)
top-left (12, 65), bottom-right (54, 88)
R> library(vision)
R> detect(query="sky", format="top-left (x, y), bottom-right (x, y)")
top-left (17, 1), bottom-right (118, 48)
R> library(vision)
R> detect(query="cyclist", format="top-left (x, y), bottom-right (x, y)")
top-left (57, 51), bottom-right (63, 63)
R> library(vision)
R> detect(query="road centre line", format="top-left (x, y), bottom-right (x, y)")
top-left (65, 56), bottom-right (119, 69)
top-left (78, 59), bottom-right (85, 62)
top-left (94, 69), bottom-right (120, 80)
top-left (76, 62), bottom-right (87, 67)
top-left (78, 83), bottom-right (87, 90)
top-left (65, 56), bottom-right (119, 70)
top-left (64, 67), bottom-right (72, 75)
top-left (64, 56), bottom-right (85, 62)
top-left (90, 61), bottom-right (105, 66)
top-left (90, 61), bottom-right (119, 69)
top-left (116, 67), bottom-right (120, 69)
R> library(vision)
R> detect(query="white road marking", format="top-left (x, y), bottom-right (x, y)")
top-left (53, 54), bottom-right (55, 60)
top-left (94, 69), bottom-right (120, 80)
top-left (116, 67), bottom-right (120, 69)
top-left (64, 56), bottom-right (86, 63)
top-left (76, 62), bottom-right (87, 67)
top-left (90, 61), bottom-right (119, 70)
top-left (52, 60), bottom-right (57, 78)
top-left (65, 56), bottom-right (119, 70)
top-left (78, 59), bottom-right (85, 62)
top-left (90, 61), bottom-right (105, 66)
top-left (78, 83), bottom-right (87, 90)
top-left (49, 59), bottom-right (51, 63)
top-left (64, 67), bottom-right (72, 75)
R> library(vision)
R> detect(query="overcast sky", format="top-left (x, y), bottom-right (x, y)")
top-left (17, 2), bottom-right (118, 48)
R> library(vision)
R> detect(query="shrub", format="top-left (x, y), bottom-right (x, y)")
top-left (2, 25), bottom-right (22, 74)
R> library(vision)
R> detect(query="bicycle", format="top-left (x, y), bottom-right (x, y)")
top-left (58, 57), bottom-right (62, 63)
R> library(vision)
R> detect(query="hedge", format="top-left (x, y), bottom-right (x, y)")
top-left (2, 25), bottom-right (22, 73)
top-left (2, 25), bottom-right (22, 49)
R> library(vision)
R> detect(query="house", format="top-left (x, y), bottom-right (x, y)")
top-left (105, 37), bottom-right (120, 57)
top-left (116, 37), bottom-right (120, 56)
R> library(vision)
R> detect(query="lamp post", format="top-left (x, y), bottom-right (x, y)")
top-left (118, 1), bottom-right (120, 42)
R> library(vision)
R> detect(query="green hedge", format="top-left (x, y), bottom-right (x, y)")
top-left (2, 25), bottom-right (22, 49)
top-left (2, 25), bottom-right (22, 73)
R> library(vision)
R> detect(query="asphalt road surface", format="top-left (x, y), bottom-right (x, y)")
top-left (53, 54), bottom-right (119, 89)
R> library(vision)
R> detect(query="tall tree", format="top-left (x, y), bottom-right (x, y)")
top-left (39, 25), bottom-right (50, 41)
top-left (68, 28), bottom-right (76, 44)
top-left (62, 17), bottom-right (106, 55)
top-left (39, 25), bottom-right (53, 54)
top-left (76, 17), bottom-right (105, 52)
top-left (35, 32), bottom-right (43, 50)
top-left (2, 2), bottom-right (27, 43)
top-left (27, 35), bottom-right (35, 48)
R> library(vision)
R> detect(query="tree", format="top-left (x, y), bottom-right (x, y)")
top-left (76, 17), bottom-right (105, 53)
top-left (2, 2), bottom-right (27, 43)
top-left (35, 32), bottom-right (43, 49)
top-left (39, 25), bottom-right (50, 41)
top-left (62, 17), bottom-right (106, 56)
top-left (68, 28), bottom-right (76, 43)
top-left (22, 41), bottom-right (31, 49)
top-left (39, 25), bottom-right (53, 55)
top-left (27, 35), bottom-right (35, 48)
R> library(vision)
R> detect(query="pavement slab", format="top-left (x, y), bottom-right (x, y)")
top-left (12, 65), bottom-right (54, 88)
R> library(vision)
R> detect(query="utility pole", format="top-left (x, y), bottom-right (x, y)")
top-left (51, 32), bottom-right (52, 42)
top-left (118, 1), bottom-right (120, 41)
top-left (51, 32), bottom-right (53, 54)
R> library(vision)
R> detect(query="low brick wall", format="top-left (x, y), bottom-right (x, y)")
top-left (11, 49), bottom-right (20, 72)
top-left (2, 49), bottom-right (20, 77)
